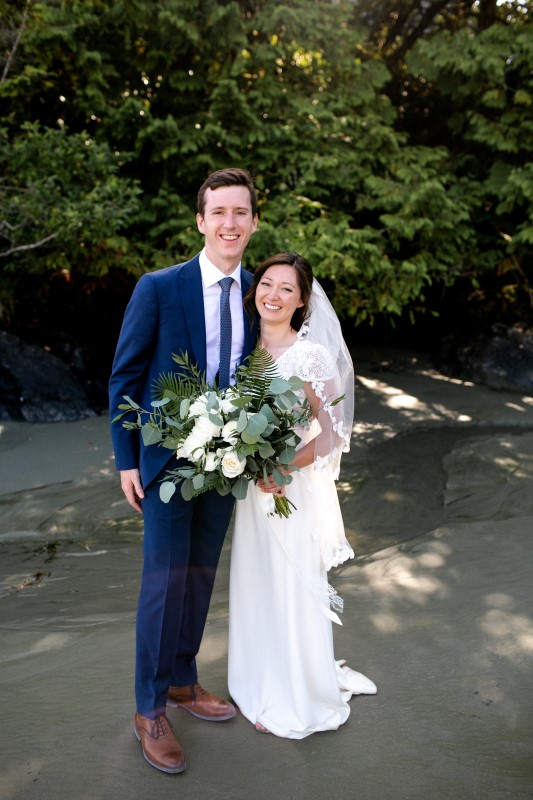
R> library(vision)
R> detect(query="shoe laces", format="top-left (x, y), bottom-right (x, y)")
top-left (192, 682), bottom-right (209, 701)
top-left (151, 715), bottom-right (173, 740)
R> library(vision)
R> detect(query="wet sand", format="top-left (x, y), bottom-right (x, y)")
top-left (1, 347), bottom-right (532, 800)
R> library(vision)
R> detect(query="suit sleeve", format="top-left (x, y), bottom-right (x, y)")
top-left (108, 274), bottom-right (159, 471)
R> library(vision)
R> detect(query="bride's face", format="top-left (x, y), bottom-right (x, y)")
top-left (255, 264), bottom-right (304, 327)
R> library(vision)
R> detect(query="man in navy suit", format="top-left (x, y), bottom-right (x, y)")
top-left (109, 168), bottom-right (258, 774)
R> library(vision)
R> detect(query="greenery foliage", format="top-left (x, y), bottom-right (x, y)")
top-left (1, 0), bottom-right (532, 349)
top-left (114, 346), bottom-right (309, 516)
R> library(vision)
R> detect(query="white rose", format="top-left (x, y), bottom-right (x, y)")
top-left (179, 433), bottom-right (205, 461)
top-left (221, 419), bottom-right (239, 445)
top-left (176, 443), bottom-right (188, 459)
top-left (221, 450), bottom-right (246, 478)
top-left (204, 452), bottom-right (219, 472)
top-left (189, 443), bottom-right (205, 462)
top-left (188, 395), bottom-right (208, 417)
top-left (220, 392), bottom-right (240, 414)
top-left (179, 429), bottom-right (205, 460)
top-left (193, 414), bottom-right (222, 445)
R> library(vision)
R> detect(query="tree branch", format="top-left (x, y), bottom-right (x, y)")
top-left (1, 0), bottom-right (33, 85)
top-left (0, 232), bottom-right (57, 258)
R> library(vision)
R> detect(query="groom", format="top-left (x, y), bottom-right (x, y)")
top-left (109, 168), bottom-right (259, 774)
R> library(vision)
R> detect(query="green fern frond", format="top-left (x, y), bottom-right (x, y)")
top-left (235, 346), bottom-right (279, 402)
top-left (151, 372), bottom-right (194, 405)
top-left (152, 351), bottom-right (210, 406)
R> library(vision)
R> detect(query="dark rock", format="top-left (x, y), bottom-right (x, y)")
top-left (0, 330), bottom-right (97, 422)
top-left (454, 326), bottom-right (533, 393)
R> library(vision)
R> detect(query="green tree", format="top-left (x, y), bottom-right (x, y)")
top-left (0, 0), bottom-right (532, 346)
top-left (0, 123), bottom-right (142, 322)
top-left (406, 15), bottom-right (533, 325)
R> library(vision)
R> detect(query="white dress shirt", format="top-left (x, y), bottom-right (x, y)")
top-left (199, 248), bottom-right (244, 385)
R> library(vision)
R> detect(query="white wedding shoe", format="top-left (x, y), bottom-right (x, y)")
top-left (335, 659), bottom-right (377, 695)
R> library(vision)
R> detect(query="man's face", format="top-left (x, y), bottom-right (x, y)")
top-left (197, 185), bottom-right (258, 273)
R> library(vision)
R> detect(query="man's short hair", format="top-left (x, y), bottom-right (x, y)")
top-left (197, 168), bottom-right (258, 218)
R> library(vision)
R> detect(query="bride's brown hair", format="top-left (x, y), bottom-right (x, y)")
top-left (244, 252), bottom-right (313, 332)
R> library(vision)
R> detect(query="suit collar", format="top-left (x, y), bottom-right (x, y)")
top-left (177, 254), bottom-right (258, 373)
top-left (199, 248), bottom-right (242, 288)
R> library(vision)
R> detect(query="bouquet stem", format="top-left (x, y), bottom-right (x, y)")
top-left (272, 496), bottom-right (298, 519)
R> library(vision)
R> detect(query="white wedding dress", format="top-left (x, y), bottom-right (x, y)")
top-left (228, 338), bottom-right (376, 739)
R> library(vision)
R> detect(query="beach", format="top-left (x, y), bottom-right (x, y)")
top-left (1, 346), bottom-right (532, 800)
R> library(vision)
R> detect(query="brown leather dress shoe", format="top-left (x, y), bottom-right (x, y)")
top-left (167, 682), bottom-right (236, 721)
top-left (134, 712), bottom-right (187, 774)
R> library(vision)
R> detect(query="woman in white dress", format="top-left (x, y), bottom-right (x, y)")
top-left (228, 253), bottom-right (376, 739)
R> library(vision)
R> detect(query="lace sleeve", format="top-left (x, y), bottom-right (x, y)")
top-left (280, 340), bottom-right (351, 479)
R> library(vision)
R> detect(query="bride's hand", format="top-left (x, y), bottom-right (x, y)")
top-left (257, 475), bottom-right (286, 497)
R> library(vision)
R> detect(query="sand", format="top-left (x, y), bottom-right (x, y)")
top-left (0, 347), bottom-right (532, 800)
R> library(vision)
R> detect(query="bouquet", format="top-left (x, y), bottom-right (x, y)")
top-left (113, 348), bottom-right (311, 518)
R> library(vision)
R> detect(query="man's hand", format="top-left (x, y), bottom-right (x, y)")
top-left (120, 469), bottom-right (144, 513)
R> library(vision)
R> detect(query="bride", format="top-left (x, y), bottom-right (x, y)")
top-left (228, 252), bottom-right (376, 739)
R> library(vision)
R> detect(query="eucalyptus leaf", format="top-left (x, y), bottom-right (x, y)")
top-left (206, 392), bottom-right (218, 410)
top-left (259, 403), bottom-right (278, 423)
top-left (257, 442), bottom-right (275, 458)
top-left (245, 412), bottom-right (268, 436)
top-left (278, 446), bottom-right (294, 465)
top-left (164, 416), bottom-right (183, 428)
top-left (180, 398), bottom-right (190, 419)
top-left (176, 467), bottom-right (196, 478)
top-left (231, 477), bottom-right (249, 500)
top-left (246, 456), bottom-right (259, 472)
top-left (288, 376), bottom-right (305, 390)
top-left (151, 397), bottom-right (170, 408)
top-left (241, 430), bottom-right (260, 445)
top-left (141, 424), bottom-right (163, 446)
top-left (269, 377), bottom-right (292, 395)
top-left (272, 468), bottom-right (286, 485)
top-left (192, 473), bottom-right (205, 490)
top-left (281, 390), bottom-right (299, 406)
top-left (237, 409), bottom-right (249, 433)
top-left (181, 479), bottom-right (195, 501)
top-left (123, 395), bottom-right (140, 409)
top-left (230, 395), bottom-right (253, 408)
top-left (275, 394), bottom-right (295, 411)
top-left (159, 481), bottom-right (176, 503)
top-left (161, 437), bottom-right (179, 450)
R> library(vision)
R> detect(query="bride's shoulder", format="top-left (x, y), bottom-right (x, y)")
top-left (291, 335), bottom-right (336, 379)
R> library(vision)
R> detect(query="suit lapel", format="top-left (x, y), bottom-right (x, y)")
top-left (177, 256), bottom-right (207, 373)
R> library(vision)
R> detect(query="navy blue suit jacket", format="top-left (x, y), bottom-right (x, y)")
top-left (109, 254), bottom-right (257, 489)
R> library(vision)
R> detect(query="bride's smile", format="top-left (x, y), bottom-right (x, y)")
top-left (255, 264), bottom-right (304, 330)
